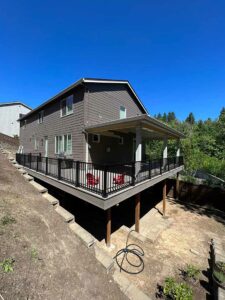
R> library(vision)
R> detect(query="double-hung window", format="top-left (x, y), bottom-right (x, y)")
top-left (55, 134), bottom-right (72, 155)
top-left (120, 106), bottom-right (126, 119)
top-left (61, 95), bottom-right (73, 117)
top-left (38, 110), bottom-right (44, 124)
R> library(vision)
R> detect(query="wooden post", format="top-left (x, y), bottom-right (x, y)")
top-left (106, 208), bottom-right (111, 247)
top-left (163, 180), bottom-right (167, 217)
top-left (175, 172), bottom-right (180, 200)
top-left (135, 193), bottom-right (140, 233)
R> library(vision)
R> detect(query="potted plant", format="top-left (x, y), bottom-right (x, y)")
top-left (213, 261), bottom-right (225, 290)
top-left (163, 277), bottom-right (193, 300)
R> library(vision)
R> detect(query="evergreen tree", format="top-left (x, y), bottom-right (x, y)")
top-left (185, 112), bottom-right (195, 125)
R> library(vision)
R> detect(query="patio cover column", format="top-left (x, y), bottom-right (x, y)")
top-left (175, 172), bottom-right (180, 200)
top-left (135, 127), bottom-right (142, 176)
top-left (163, 138), bottom-right (168, 171)
top-left (176, 139), bottom-right (180, 165)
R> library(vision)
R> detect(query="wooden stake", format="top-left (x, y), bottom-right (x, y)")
top-left (135, 193), bottom-right (140, 233)
top-left (106, 208), bottom-right (111, 247)
top-left (175, 172), bottom-right (180, 200)
top-left (163, 180), bottom-right (167, 217)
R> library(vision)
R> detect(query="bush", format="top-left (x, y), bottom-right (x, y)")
top-left (163, 277), bottom-right (193, 300)
top-left (184, 264), bottom-right (201, 281)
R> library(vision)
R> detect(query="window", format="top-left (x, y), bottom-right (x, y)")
top-left (61, 95), bottom-right (73, 117)
top-left (34, 138), bottom-right (39, 150)
top-left (119, 137), bottom-right (124, 145)
top-left (55, 134), bottom-right (72, 155)
top-left (23, 120), bottom-right (27, 129)
top-left (38, 110), bottom-right (44, 124)
top-left (120, 106), bottom-right (126, 119)
top-left (92, 134), bottom-right (100, 143)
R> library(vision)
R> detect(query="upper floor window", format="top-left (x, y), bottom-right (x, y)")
top-left (38, 110), bottom-right (44, 124)
top-left (61, 95), bottom-right (73, 117)
top-left (120, 106), bottom-right (126, 119)
top-left (23, 120), bottom-right (27, 129)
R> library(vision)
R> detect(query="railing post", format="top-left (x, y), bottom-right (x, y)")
top-left (160, 159), bottom-right (162, 174)
top-left (168, 158), bottom-right (170, 171)
top-left (103, 165), bottom-right (108, 198)
top-left (148, 160), bottom-right (151, 179)
top-left (45, 157), bottom-right (48, 175)
top-left (75, 161), bottom-right (80, 187)
top-left (36, 155), bottom-right (39, 171)
top-left (29, 153), bottom-right (31, 169)
top-left (58, 159), bottom-right (61, 180)
top-left (131, 162), bottom-right (135, 186)
top-left (174, 157), bottom-right (176, 169)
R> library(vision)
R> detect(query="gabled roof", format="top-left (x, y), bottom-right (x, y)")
top-left (0, 101), bottom-right (32, 110)
top-left (19, 78), bottom-right (148, 121)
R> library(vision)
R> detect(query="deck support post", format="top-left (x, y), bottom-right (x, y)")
top-left (163, 138), bottom-right (168, 171)
top-left (135, 193), bottom-right (141, 233)
top-left (106, 208), bottom-right (111, 247)
top-left (175, 172), bottom-right (180, 200)
top-left (163, 179), bottom-right (167, 217)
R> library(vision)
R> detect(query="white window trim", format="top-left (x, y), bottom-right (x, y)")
top-left (92, 134), bottom-right (100, 143)
top-left (55, 134), bottom-right (72, 155)
top-left (60, 95), bottom-right (74, 117)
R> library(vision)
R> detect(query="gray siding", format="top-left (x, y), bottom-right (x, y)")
top-left (20, 86), bottom-right (85, 161)
top-left (84, 83), bottom-right (145, 126)
top-left (88, 133), bottom-right (134, 164)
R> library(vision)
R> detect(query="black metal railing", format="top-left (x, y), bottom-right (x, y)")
top-left (16, 153), bottom-right (184, 198)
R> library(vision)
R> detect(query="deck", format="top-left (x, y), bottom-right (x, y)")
top-left (16, 153), bottom-right (184, 209)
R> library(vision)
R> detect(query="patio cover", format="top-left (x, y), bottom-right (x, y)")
top-left (85, 114), bottom-right (185, 139)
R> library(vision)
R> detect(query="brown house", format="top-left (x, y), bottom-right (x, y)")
top-left (18, 78), bottom-right (185, 245)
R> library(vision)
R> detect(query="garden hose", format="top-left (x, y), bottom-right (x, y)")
top-left (114, 230), bottom-right (144, 274)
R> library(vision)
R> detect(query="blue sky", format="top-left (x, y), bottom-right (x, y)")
top-left (0, 0), bottom-right (224, 121)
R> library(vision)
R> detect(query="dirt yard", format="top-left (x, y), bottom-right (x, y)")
top-left (0, 153), bottom-right (127, 300)
top-left (98, 194), bottom-right (225, 299)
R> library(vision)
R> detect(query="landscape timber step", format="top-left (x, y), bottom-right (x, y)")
top-left (113, 270), bottom-right (152, 300)
top-left (18, 168), bottom-right (27, 175)
top-left (55, 205), bottom-right (75, 223)
top-left (14, 164), bottom-right (22, 169)
top-left (94, 246), bottom-right (114, 273)
top-left (42, 193), bottom-right (59, 206)
top-left (11, 160), bottom-right (17, 164)
top-left (29, 180), bottom-right (48, 194)
top-left (69, 222), bottom-right (95, 248)
top-left (23, 174), bottom-right (34, 182)
top-left (8, 157), bottom-right (15, 161)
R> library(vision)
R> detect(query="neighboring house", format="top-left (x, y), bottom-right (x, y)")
top-left (0, 102), bottom-right (31, 137)
top-left (17, 78), bottom-right (185, 246)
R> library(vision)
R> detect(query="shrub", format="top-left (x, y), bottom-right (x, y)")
top-left (0, 258), bottom-right (15, 273)
top-left (163, 277), bottom-right (193, 300)
top-left (1, 215), bottom-right (16, 226)
top-left (184, 264), bottom-right (201, 281)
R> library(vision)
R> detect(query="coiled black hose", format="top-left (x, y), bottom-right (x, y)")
top-left (114, 230), bottom-right (144, 274)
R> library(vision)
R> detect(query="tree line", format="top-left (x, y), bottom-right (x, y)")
top-left (146, 108), bottom-right (225, 180)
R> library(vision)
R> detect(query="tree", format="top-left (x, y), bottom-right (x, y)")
top-left (185, 112), bottom-right (195, 125)
top-left (167, 112), bottom-right (176, 123)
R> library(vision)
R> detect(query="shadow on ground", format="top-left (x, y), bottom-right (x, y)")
top-left (35, 179), bottom-right (164, 241)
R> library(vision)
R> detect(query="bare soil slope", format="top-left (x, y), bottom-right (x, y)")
top-left (0, 153), bottom-right (127, 300)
